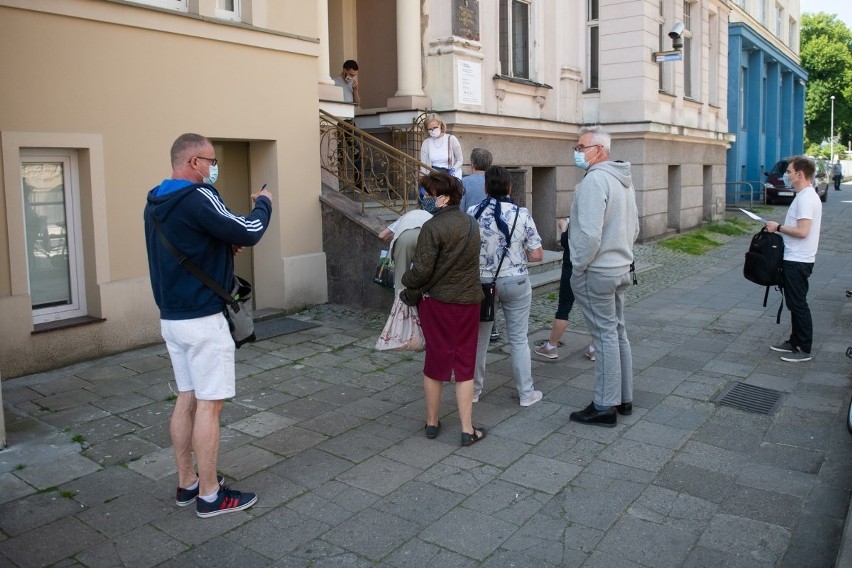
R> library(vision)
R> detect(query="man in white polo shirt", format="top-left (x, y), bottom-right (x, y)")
top-left (765, 155), bottom-right (823, 362)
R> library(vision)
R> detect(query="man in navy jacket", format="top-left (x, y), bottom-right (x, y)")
top-left (144, 133), bottom-right (272, 518)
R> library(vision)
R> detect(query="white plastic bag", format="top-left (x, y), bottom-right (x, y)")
top-left (375, 297), bottom-right (425, 352)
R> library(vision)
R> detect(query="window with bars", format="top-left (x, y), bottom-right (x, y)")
top-left (499, 0), bottom-right (531, 79)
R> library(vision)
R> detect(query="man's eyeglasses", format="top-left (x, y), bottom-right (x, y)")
top-left (192, 156), bottom-right (218, 166)
top-left (573, 144), bottom-right (601, 153)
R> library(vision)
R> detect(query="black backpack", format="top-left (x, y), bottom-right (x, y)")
top-left (743, 228), bottom-right (784, 323)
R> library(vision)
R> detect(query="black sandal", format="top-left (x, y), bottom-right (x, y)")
top-left (425, 421), bottom-right (441, 439)
top-left (460, 427), bottom-right (486, 447)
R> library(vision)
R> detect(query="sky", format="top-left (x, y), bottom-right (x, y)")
top-left (799, 0), bottom-right (852, 30)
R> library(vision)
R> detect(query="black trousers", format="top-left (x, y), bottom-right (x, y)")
top-left (781, 260), bottom-right (814, 353)
top-left (834, 175), bottom-right (842, 191)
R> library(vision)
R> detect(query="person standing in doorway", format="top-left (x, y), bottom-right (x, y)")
top-left (333, 59), bottom-right (360, 107)
top-left (333, 60), bottom-right (363, 188)
top-left (765, 155), bottom-right (823, 362)
top-left (568, 126), bottom-right (639, 428)
top-left (144, 133), bottom-right (273, 517)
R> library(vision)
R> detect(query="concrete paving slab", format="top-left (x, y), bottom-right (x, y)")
top-left (698, 513), bottom-right (790, 564)
top-left (421, 507), bottom-right (517, 561)
top-left (2, 196), bottom-right (851, 566)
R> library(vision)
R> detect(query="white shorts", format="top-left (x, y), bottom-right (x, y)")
top-left (160, 313), bottom-right (235, 400)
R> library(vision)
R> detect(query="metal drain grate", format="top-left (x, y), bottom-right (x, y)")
top-left (713, 381), bottom-right (784, 415)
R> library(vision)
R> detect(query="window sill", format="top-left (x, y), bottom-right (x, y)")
top-left (32, 316), bottom-right (107, 335)
top-left (492, 75), bottom-right (553, 90)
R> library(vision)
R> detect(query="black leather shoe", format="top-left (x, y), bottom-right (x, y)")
top-left (569, 403), bottom-right (617, 428)
top-left (616, 402), bottom-right (633, 416)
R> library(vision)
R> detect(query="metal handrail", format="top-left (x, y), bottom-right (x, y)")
top-left (724, 181), bottom-right (763, 209)
top-left (319, 109), bottom-right (436, 215)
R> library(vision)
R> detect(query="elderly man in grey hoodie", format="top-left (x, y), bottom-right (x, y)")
top-left (568, 126), bottom-right (639, 427)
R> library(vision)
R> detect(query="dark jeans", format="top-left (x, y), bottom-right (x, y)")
top-left (781, 260), bottom-right (814, 353)
top-left (555, 260), bottom-right (575, 320)
top-left (834, 175), bottom-right (842, 191)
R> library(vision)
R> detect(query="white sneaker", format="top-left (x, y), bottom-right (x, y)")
top-left (534, 343), bottom-right (558, 359)
top-left (520, 390), bottom-right (543, 407)
top-left (584, 345), bottom-right (596, 361)
top-left (472, 391), bottom-right (480, 403)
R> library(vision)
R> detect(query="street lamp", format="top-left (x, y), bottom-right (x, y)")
top-left (830, 95), bottom-right (835, 161)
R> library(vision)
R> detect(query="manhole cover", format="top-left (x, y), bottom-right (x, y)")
top-left (713, 381), bottom-right (784, 415)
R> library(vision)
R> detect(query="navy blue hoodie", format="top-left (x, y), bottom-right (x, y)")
top-left (144, 180), bottom-right (272, 320)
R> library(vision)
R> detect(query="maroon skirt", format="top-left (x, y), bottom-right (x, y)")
top-left (418, 297), bottom-right (479, 381)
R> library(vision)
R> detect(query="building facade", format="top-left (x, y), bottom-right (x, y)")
top-left (0, 0), bottom-right (328, 377)
top-left (0, 0), bottom-right (733, 379)
top-left (343, 0), bottom-right (731, 245)
top-left (725, 0), bottom-right (807, 202)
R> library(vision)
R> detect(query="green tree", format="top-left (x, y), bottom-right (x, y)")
top-left (800, 12), bottom-right (852, 153)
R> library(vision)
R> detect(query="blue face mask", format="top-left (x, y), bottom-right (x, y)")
top-left (203, 164), bottom-right (219, 185)
top-left (782, 172), bottom-right (790, 187)
top-left (573, 150), bottom-right (590, 170)
top-left (420, 196), bottom-right (438, 214)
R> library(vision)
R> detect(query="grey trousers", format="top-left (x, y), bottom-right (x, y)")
top-left (474, 274), bottom-right (536, 399)
top-left (571, 270), bottom-right (634, 408)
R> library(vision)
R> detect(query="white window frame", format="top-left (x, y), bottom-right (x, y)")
top-left (587, 0), bottom-right (600, 90)
top-left (658, 0), bottom-right (675, 94)
top-left (21, 149), bottom-right (88, 324)
top-left (775, 3), bottom-right (783, 37)
top-left (788, 16), bottom-right (797, 49)
top-left (709, 11), bottom-right (719, 106)
top-left (216, 0), bottom-right (241, 22)
top-left (499, 0), bottom-right (532, 80)
top-left (683, 0), bottom-right (694, 99)
top-left (128, 0), bottom-right (188, 12)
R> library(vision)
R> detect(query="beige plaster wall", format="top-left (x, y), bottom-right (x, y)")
top-left (0, 2), bottom-right (326, 377)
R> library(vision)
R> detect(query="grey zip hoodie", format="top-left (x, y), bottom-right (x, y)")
top-left (569, 160), bottom-right (639, 276)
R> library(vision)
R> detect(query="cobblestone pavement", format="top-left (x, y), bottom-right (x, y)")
top-left (1, 192), bottom-right (851, 567)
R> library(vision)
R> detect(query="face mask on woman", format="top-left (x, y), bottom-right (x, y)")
top-left (428, 127), bottom-right (442, 138)
top-left (420, 195), bottom-right (439, 214)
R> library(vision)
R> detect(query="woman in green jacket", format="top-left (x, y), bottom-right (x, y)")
top-left (401, 172), bottom-right (486, 446)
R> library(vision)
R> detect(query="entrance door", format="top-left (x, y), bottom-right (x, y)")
top-left (211, 141), bottom-right (254, 303)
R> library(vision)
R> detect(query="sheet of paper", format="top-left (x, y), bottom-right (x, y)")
top-left (738, 208), bottom-right (767, 223)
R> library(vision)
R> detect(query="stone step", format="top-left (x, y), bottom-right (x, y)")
top-left (528, 250), bottom-right (562, 275)
top-left (530, 258), bottom-right (658, 295)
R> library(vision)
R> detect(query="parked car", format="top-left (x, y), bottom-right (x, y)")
top-left (764, 158), bottom-right (829, 204)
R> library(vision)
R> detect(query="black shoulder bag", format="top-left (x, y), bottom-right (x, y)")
top-left (149, 213), bottom-right (256, 348)
top-left (477, 204), bottom-right (519, 322)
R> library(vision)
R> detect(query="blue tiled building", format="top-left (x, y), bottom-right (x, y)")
top-left (726, 21), bottom-right (807, 204)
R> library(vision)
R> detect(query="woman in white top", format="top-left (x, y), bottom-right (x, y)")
top-left (469, 166), bottom-right (544, 407)
top-left (420, 113), bottom-right (463, 180)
